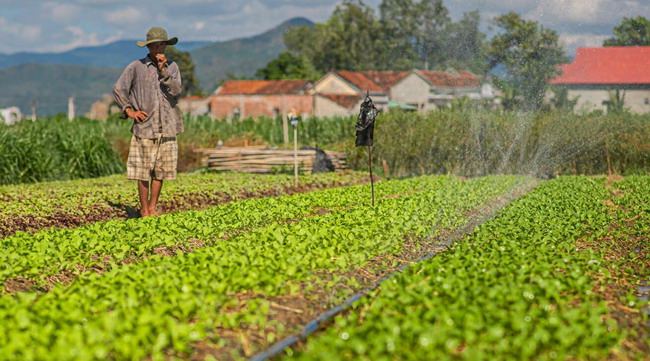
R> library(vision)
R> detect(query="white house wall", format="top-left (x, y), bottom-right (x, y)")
top-left (567, 85), bottom-right (650, 114)
top-left (314, 96), bottom-right (356, 117)
top-left (314, 74), bottom-right (358, 95)
top-left (390, 73), bottom-right (431, 110)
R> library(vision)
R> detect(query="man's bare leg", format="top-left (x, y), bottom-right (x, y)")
top-left (137, 180), bottom-right (150, 217)
top-left (149, 179), bottom-right (163, 216)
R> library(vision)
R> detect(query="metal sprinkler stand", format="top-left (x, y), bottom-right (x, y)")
top-left (355, 92), bottom-right (380, 207)
top-left (289, 112), bottom-right (299, 186)
top-left (368, 144), bottom-right (375, 206)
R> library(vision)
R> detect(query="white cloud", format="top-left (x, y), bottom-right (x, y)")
top-left (193, 21), bottom-right (205, 30)
top-left (242, 0), bottom-right (267, 15)
top-left (561, 33), bottom-right (610, 51)
top-left (43, 2), bottom-right (81, 23)
top-left (526, 0), bottom-right (619, 26)
top-left (0, 0), bottom-right (649, 55)
top-left (104, 6), bottom-right (145, 25)
top-left (0, 16), bottom-right (42, 52)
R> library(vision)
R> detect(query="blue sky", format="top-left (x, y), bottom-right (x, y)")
top-left (0, 0), bottom-right (643, 56)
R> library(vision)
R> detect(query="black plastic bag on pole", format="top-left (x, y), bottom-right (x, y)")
top-left (355, 92), bottom-right (380, 206)
top-left (355, 92), bottom-right (380, 147)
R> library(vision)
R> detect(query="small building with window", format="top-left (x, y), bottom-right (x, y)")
top-left (209, 79), bottom-right (314, 120)
top-left (549, 46), bottom-right (650, 113)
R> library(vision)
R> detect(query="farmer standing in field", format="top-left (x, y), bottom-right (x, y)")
top-left (113, 27), bottom-right (184, 217)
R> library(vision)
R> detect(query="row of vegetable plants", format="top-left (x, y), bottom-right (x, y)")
top-left (0, 171), bottom-right (368, 238)
top-left (286, 176), bottom-right (648, 361)
top-left (1, 174), bottom-right (441, 291)
top-left (0, 175), bottom-right (530, 360)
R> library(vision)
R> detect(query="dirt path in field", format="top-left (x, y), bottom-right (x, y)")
top-left (0, 178), bottom-right (366, 238)
top-left (185, 178), bottom-right (541, 361)
top-left (585, 177), bottom-right (650, 359)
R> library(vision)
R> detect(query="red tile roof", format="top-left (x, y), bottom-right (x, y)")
top-left (335, 71), bottom-right (409, 93)
top-left (217, 80), bottom-right (311, 95)
top-left (417, 70), bottom-right (480, 87)
top-left (550, 46), bottom-right (650, 85)
top-left (181, 95), bottom-right (206, 101)
top-left (318, 93), bottom-right (362, 109)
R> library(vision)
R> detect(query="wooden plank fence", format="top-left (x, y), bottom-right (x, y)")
top-left (196, 147), bottom-right (348, 174)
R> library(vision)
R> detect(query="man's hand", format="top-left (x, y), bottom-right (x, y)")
top-left (125, 108), bottom-right (148, 123)
top-left (155, 53), bottom-right (167, 70)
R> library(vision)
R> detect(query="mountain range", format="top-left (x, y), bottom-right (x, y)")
top-left (0, 17), bottom-right (313, 116)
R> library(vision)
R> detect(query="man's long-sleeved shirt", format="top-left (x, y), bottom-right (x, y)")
top-left (113, 56), bottom-right (184, 138)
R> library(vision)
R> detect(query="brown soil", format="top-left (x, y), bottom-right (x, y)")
top-left (0, 178), bottom-right (366, 238)
top-left (1, 238), bottom-right (208, 295)
top-left (586, 185), bottom-right (650, 360)
top-left (2, 192), bottom-right (371, 296)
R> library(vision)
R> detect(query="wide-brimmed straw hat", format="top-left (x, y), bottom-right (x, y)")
top-left (136, 27), bottom-right (178, 47)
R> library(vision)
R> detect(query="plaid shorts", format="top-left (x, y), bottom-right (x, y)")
top-left (127, 135), bottom-right (178, 181)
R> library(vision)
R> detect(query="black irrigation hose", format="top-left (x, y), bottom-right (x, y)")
top-left (249, 180), bottom-right (540, 361)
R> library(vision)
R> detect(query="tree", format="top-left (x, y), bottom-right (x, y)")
top-left (413, 0), bottom-right (451, 70)
top-left (488, 12), bottom-right (566, 111)
top-left (166, 46), bottom-right (202, 97)
top-left (378, 0), bottom-right (419, 69)
top-left (604, 16), bottom-right (650, 46)
top-left (438, 10), bottom-right (487, 74)
top-left (549, 86), bottom-right (579, 112)
top-left (255, 51), bottom-right (318, 80)
top-left (378, 1), bottom-right (485, 72)
top-left (284, 0), bottom-right (487, 74)
top-left (285, 0), bottom-right (383, 73)
top-left (605, 89), bottom-right (628, 113)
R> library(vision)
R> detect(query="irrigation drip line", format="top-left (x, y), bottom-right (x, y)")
top-left (249, 179), bottom-right (540, 361)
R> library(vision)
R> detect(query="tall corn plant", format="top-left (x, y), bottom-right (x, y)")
top-left (346, 109), bottom-right (650, 177)
top-left (0, 116), bottom-right (124, 185)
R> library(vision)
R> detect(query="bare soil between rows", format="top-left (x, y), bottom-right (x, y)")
top-left (586, 181), bottom-right (650, 360)
top-left (0, 181), bottom-right (369, 296)
top-left (0, 178), bottom-right (367, 238)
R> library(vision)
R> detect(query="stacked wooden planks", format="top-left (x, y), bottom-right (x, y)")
top-left (197, 147), bottom-right (348, 174)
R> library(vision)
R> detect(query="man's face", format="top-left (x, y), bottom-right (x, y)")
top-left (147, 41), bottom-right (167, 55)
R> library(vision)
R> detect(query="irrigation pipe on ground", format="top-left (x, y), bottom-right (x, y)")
top-left (249, 179), bottom-right (541, 361)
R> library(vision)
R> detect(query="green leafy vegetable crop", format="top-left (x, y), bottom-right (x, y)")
top-left (0, 175), bottom-right (527, 361)
top-left (287, 176), bottom-right (647, 361)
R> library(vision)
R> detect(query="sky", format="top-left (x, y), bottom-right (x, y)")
top-left (0, 0), bottom-right (644, 56)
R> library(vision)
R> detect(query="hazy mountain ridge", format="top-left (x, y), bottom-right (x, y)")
top-left (0, 63), bottom-right (122, 116)
top-left (192, 17), bottom-right (313, 91)
top-left (0, 17), bottom-right (314, 116)
top-left (0, 41), bottom-right (211, 69)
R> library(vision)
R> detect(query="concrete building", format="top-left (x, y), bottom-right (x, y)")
top-left (314, 94), bottom-right (364, 117)
top-left (391, 70), bottom-right (493, 110)
top-left (549, 46), bottom-right (650, 114)
top-left (0, 106), bottom-right (22, 124)
top-left (87, 94), bottom-right (114, 120)
top-left (313, 71), bottom-right (408, 116)
top-left (314, 70), bottom-right (493, 115)
top-left (179, 95), bottom-right (210, 116)
top-left (207, 70), bottom-right (494, 120)
top-left (209, 79), bottom-right (314, 120)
